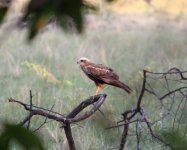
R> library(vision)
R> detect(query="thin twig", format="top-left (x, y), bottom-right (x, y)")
top-left (27, 90), bottom-right (33, 130)
top-left (8, 97), bottom-right (65, 116)
top-left (106, 120), bottom-right (138, 130)
top-left (136, 118), bottom-right (141, 150)
top-left (19, 115), bottom-right (33, 126)
top-left (159, 87), bottom-right (187, 100)
top-left (33, 104), bottom-right (55, 132)
top-left (144, 116), bottom-right (168, 146)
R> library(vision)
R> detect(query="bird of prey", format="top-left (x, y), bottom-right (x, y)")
top-left (77, 57), bottom-right (132, 95)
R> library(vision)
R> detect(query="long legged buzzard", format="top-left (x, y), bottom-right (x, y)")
top-left (77, 57), bottom-right (132, 95)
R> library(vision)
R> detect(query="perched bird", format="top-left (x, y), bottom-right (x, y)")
top-left (77, 57), bottom-right (132, 95)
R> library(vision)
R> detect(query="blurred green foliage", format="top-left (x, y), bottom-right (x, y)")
top-left (23, 0), bottom-right (87, 39)
top-left (0, 0), bottom-right (100, 40)
top-left (160, 129), bottom-right (187, 150)
top-left (20, 0), bottom-right (85, 40)
top-left (0, 7), bottom-right (7, 24)
top-left (0, 0), bottom-right (121, 40)
top-left (0, 123), bottom-right (44, 150)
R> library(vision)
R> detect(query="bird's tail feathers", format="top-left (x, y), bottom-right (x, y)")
top-left (111, 80), bottom-right (132, 94)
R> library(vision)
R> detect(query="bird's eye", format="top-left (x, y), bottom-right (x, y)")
top-left (80, 60), bottom-right (84, 62)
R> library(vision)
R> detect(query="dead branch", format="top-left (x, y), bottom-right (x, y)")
top-left (136, 118), bottom-right (141, 150)
top-left (27, 90), bottom-right (33, 130)
top-left (9, 97), bottom-right (67, 122)
top-left (106, 119), bottom-right (138, 129)
top-left (19, 115), bottom-right (33, 126)
top-left (67, 96), bottom-right (99, 118)
top-left (119, 110), bottom-right (130, 150)
top-left (107, 67), bottom-right (187, 150)
top-left (159, 86), bottom-right (187, 100)
top-left (33, 104), bottom-right (55, 132)
top-left (67, 95), bottom-right (106, 123)
top-left (8, 93), bottom-right (107, 150)
top-left (64, 122), bottom-right (76, 150)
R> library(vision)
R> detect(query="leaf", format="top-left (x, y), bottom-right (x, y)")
top-left (0, 123), bottom-right (44, 150)
top-left (0, 7), bottom-right (8, 24)
top-left (20, 0), bottom-right (87, 40)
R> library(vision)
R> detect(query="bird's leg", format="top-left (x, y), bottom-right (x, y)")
top-left (92, 83), bottom-right (105, 117)
top-left (95, 84), bottom-right (104, 95)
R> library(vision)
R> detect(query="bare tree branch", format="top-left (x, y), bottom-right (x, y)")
top-left (8, 93), bottom-right (107, 150)
top-left (64, 122), bottom-right (76, 150)
top-left (119, 115), bottom-right (129, 150)
top-left (106, 68), bottom-right (187, 150)
top-left (33, 104), bottom-right (55, 132)
top-left (67, 94), bottom-right (106, 118)
top-left (9, 97), bottom-right (67, 122)
top-left (136, 118), bottom-right (141, 150)
top-left (159, 87), bottom-right (187, 100)
top-left (68, 94), bottom-right (106, 123)
top-left (19, 114), bottom-right (33, 126)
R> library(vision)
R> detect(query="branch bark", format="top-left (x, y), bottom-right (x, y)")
top-left (64, 122), bottom-right (76, 150)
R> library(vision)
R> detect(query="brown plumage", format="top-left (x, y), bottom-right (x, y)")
top-left (77, 57), bottom-right (132, 95)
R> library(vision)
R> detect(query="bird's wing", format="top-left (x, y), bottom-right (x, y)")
top-left (84, 63), bottom-right (119, 83)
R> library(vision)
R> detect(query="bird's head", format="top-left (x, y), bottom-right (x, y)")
top-left (77, 57), bottom-right (91, 66)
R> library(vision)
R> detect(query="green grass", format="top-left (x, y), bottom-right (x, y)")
top-left (0, 14), bottom-right (187, 149)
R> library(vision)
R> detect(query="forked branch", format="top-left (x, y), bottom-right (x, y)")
top-left (109, 68), bottom-right (187, 150)
top-left (8, 93), bottom-right (107, 150)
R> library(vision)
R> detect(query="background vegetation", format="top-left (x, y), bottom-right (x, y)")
top-left (0, 0), bottom-right (187, 149)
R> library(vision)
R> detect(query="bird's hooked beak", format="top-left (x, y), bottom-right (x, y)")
top-left (77, 61), bottom-right (80, 64)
